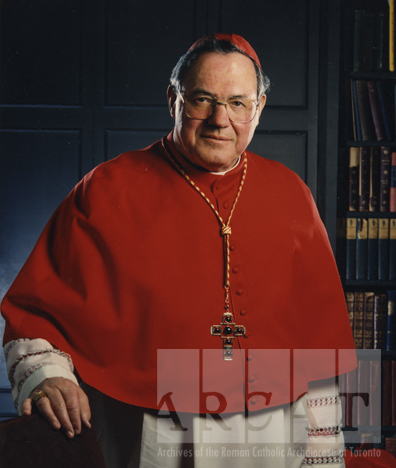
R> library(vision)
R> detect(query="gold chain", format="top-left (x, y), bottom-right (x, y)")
top-left (161, 138), bottom-right (247, 312)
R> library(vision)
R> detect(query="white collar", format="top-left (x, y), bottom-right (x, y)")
top-left (210, 155), bottom-right (242, 175)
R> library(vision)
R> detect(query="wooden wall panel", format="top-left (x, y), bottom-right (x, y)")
top-left (248, 132), bottom-right (307, 182)
top-left (0, 0), bottom-right (82, 105)
top-left (106, 0), bottom-right (196, 106)
top-left (0, 130), bottom-right (80, 289)
top-left (222, 0), bottom-right (309, 108)
top-left (106, 130), bottom-right (169, 159)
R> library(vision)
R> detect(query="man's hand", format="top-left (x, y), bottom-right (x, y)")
top-left (21, 377), bottom-right (91, 439)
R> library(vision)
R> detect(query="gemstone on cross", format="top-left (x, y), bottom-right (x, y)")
top-left (211, 312), bottom-right (245, 361)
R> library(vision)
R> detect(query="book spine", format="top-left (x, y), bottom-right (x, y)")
top-left (346, 218), bottom-right (357, 280)
top-left (338, 373), bottom-right (347, 427)
top-left (367, 81), bottom-right (386, 141)
top-left (354, 291), bottom-right (364, 349)
top-left (393, 361), bottom-right (396, 425)
top-left (390, 153), bottom-right (396, 212)
top-left (356, 81), bottom-right (376, 141)
top-left (368, 218), bottom-right (378, 281)
top-left (377, 81), bottom-right (392, 140)
top-left (369, 146), bottom-right (381, 211)
top-left (352, 81), bottom-right (362, 141)
top-left (336, 218), bottom-right (346, 280)
top-left (362, 12), bottom-right (375, 72)
top-left (363, 291), bottom-right (375, 349)
top-left (349, 147), bottom-right (359, 211)
top-left (356, 218), bottom-right (368, 280)
top-left (390, 219), bottom-right (396, 280)
top-left (345, 291), bottom-right (355, 333)
top-left (374, 293), bottom-right (388, 350)
top-left (379, 218), bottom-right (390, 280)
top-left (387, 291), bottom-right (396, 351)
top-left (382, 360), bottom-right (392, 425)
top-left (374, 9), bottom-right (388, 72)
top-left (380, 147), bottom-right (391, 212)
top-left (359, 147), bottom-right (370, 211)
top-left (354, 10), bottom-right (365, 72)
top-left (357, 359), bottom-right (370, 426)
top-left (370, 360), bottom-right (381, 426)
top-left (346, 367), bottom-right (358, 426)
top-left (386, 437), bottom-right (396, 458)
top-left (391, 0), bottom-right (395, 72)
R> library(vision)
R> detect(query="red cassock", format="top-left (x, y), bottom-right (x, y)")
top-left (1, 132), bottom-right (356, 413)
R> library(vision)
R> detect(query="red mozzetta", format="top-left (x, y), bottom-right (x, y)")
top-left (2, 132), bottom-right (356, 413)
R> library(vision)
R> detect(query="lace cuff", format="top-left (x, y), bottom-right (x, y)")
top-left (4, 338), bottom-right (78, 415)
top-left (302, 377), bottom-right (345, 467)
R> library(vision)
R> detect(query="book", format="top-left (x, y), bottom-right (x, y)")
top-left (345, 291), bottom-right (355, 333)
top-left (336, 218), bottom-right (346, 280)
top-left (345, 366), bottom-right (358, 427)
top-left (385, 437), bottom-right (396, 458)
top-left (387, 291), bottom-right (396, 351)
top-left (374, 8), bottom-right (389, 72)
top-left (359, 147), bottom-right (370, 211)
top-left (356, 218), bottom-right (368, 280)
top-left (354, 292), bottom-right (365, 349)
top-left (357, 359), bottom-right (370, 426)
top-left (338, 372), bottom-right (347, 427)
top-left (374, 293), bottom-right (389, 350)
top-left (390, 218), bottom-right (396, 280)
top-left (346, 218), bottom-right (357, 280)
top-left (378, 218), bottom-right (390, 280)
top-left (367, 218), bottom-right (378, 281)
top-left (390, 153), bottom-right (396, 212)
top-left (362, 12), bottom-right (376, 72)
top-left (367, 81), bottom-right (386, 141)
top-left (391, 0), bottom-right (395, 72)
top-left (363, 292), bottom-right (375, 349)
top-left (354, 10), bottom-right (365, 72)
top-left (369, 360), bottom-right (381, 426)
top-left (369, 146), bottom-right (381, 211)
top-left (382, 360), bottom-right (392, 425)
top-left (356, 81), bottom-right (376, 141)
top-left (377, 81), bottom-right (393, 140)
top-left (393, 360), bottom-right (396, 425)
top-left (349, 147), bottom-right (359, 211)
top-left (380, 147), bottom-right (392, 212)
top-left (352, 81), bottom-right (362, 141)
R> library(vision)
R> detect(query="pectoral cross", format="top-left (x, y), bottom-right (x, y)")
top-left (211, 312), bottom-right (245, 361)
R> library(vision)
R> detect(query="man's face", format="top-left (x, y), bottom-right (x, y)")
top-left (168, 52), bottom-right (266, 172)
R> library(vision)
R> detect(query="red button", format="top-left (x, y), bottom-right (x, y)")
top-left (230, 245), bottom-right (236, 251)
top-left (247, 354), bottom-right (253, 361)
top-left (223, 202), bottom-right (229, 209)
top-left (250, 398), bottom-right (257, 405)
top-left (216, 185), bottom-right (222, 191)
top-left (249, 376), bottom-right (255, 383)
top-left (232, 267), bottom-right (239, 274)
top-left (236, 289), bottom-right (244, 296)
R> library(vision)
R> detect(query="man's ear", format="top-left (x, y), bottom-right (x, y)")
top-left (258, 94), bottom-right (266, 117)
top-left (167, 85), bottom-right (177, 118)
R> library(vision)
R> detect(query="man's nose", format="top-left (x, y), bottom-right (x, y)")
top-left (207, 102), bottom-right (230, 127)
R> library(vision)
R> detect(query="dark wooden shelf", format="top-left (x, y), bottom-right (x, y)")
top-left (342, 212), bottom-right (396, 218)
top-left (346, 141), bottom-right (396, 147)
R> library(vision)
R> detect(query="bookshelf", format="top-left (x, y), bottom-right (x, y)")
top-left (337, 0), bottom-right (396, 452)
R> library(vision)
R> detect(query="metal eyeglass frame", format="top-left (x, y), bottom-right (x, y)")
top-left (177, 91), bottom-right (259, 124)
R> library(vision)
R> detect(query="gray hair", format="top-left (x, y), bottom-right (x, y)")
top-left (170, 36), bottom-right (270, 99)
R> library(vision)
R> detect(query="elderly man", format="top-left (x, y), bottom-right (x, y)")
top-left (2, 34), bottom-right (355, 467)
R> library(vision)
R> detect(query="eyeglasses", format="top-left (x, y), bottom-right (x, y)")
top-left (178, 92), bottom-right (259, 124)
